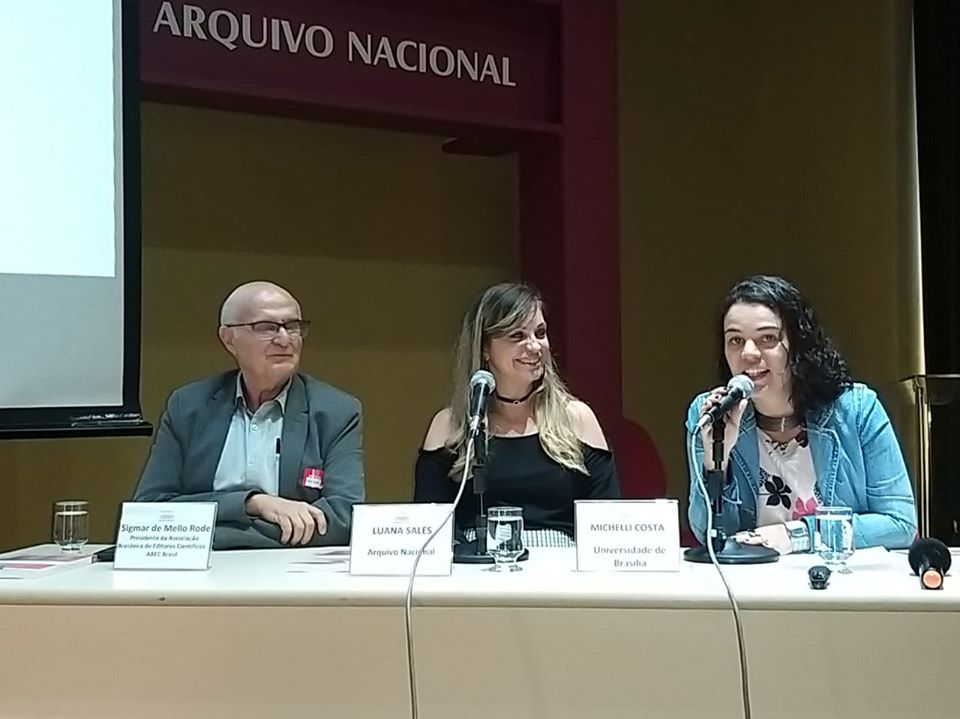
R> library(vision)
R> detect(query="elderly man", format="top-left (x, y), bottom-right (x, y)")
top-left (134, 281), bottom-right (365, 549)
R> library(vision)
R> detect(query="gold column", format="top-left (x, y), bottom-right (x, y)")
top-left (905, 375), bottom-right (930, 538)
top-left (901, 374), bottom-right (960, 539)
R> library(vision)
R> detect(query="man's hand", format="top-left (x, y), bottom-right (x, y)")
top-left (244, 495), bottom-right (327, 545)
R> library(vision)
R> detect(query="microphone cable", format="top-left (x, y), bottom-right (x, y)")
top-left (688, 429), bottom-right (755, 719)
top-left (404, 434), bottom-right (476, 719)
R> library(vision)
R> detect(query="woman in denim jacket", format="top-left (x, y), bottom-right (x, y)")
top-left (686, 275), bottom-right (917, 553)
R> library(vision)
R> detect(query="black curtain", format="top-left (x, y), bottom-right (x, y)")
top-left (914, 0), bottom-right (960, 542)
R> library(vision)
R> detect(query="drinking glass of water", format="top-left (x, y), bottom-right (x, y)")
top-left (487, 506), bottom-right (524, 572)
top-left (815, 506), bottom-right (854, 574)
top-left (52, 501), bottom-right (89, 552)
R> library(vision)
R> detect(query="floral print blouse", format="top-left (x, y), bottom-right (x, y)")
top-left (756, 427), bottom-right (821, 526)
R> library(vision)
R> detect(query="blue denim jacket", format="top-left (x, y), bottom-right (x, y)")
top-left (686, 383), bottom-right (917, 550)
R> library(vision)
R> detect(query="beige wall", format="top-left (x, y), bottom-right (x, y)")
top-left (0, 103), bottom-right (518, 549)
top-left (620, 0), bottom-right (922, 513)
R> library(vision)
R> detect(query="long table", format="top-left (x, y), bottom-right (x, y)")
top-left (0, 545), bottom-right (956, 719)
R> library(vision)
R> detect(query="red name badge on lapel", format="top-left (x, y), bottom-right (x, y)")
top-left (301, 468), bottom-right (324, 490)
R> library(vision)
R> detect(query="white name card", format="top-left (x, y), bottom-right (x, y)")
top-left (349, 504), bottom-right (453, 576)
top-left (575, 499), bottom-right (680, 572)
top-left (114, 502), bottom-right (217, 570)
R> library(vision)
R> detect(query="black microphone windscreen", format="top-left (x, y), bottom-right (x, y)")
top-left (808, 564), bottom-right (831, 589)
top-left (908, 537), bottom-right (952, 575)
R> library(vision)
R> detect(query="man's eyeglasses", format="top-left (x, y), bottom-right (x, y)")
top-left (223, 320), bottom-right (311, 338)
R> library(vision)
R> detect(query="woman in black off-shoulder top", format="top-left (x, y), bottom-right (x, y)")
top-left (413, 283), bottom-right (620, 546)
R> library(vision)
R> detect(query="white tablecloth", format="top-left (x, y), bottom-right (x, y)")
top-left (0, 545), bottom-right (955, 718)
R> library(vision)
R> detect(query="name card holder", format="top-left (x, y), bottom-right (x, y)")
top-left (114, 502), bottom-right (217, 570)
top-left (574, 499), bottom-right (680, 572)
top-left (350, 504), bottom-right (454, 576)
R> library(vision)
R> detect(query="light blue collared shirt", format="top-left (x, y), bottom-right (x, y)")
top-left (212, 376), bottom-right (289, 496)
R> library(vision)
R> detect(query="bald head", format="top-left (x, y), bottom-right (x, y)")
top-left (220, 281), bottom-right (300, 325)
top-left (218, 281), bottom-right (305, 398)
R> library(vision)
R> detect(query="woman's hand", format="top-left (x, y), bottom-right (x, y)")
top-left (699, 386), bottom-right (748, 471)
top-left (734, 524), bottom-right (792, 555)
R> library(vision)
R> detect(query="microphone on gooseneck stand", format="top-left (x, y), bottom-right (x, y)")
top-left (467, 370), bottom-right (496, 436)
top-left (909, 537), bottom-right (952, 590)
top-left (453, 370), bottom-right (530, 565)
top-left (685, 374), bottom-right (777, 565)
top-left (454, 371), bottom-right (495, 564)
top-left (695, 374), bottom-right (755, 431)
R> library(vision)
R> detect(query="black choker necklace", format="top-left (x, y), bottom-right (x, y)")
top-left (495, 386), bottom-right (538, 405)
top-left (755, 411), bottom-right (801, 432)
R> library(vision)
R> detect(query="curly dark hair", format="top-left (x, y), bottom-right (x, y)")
top-left (717, 275), bottom-right (852, 416)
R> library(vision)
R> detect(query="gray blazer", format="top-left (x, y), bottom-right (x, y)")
top-left (133, 371), bottom-right (365, 549)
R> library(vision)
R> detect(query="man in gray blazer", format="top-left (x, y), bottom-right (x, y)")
top-left (134, 281), bottom-right (365, 549)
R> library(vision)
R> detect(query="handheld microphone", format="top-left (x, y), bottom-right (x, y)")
top-left (695, 374), bottom-right (754, 431)
top-left (467, 370), bottom-right (496, 436)
top-left (808, 565), bottom-right (831, 590)
top-left (908, 537), bottom-right (952, 590)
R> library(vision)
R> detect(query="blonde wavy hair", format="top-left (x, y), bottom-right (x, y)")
top-left (445, 283), bottom-right (586, 478)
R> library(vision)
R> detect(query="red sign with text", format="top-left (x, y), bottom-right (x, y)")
top-left (140, 0), bottom-right (558, 127)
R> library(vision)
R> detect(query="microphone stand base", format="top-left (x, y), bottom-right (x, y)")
top-left (684, 538), bottom-right (779, 565)
top-left (453, 542), bottom-right (530, 564)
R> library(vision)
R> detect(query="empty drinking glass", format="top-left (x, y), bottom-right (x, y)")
top-left (52, 501), bottom-right (89, 552)
top-left (487, 506), bottom-right (524, 572)
top-left (815, 505), bottom-right (854, 574)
